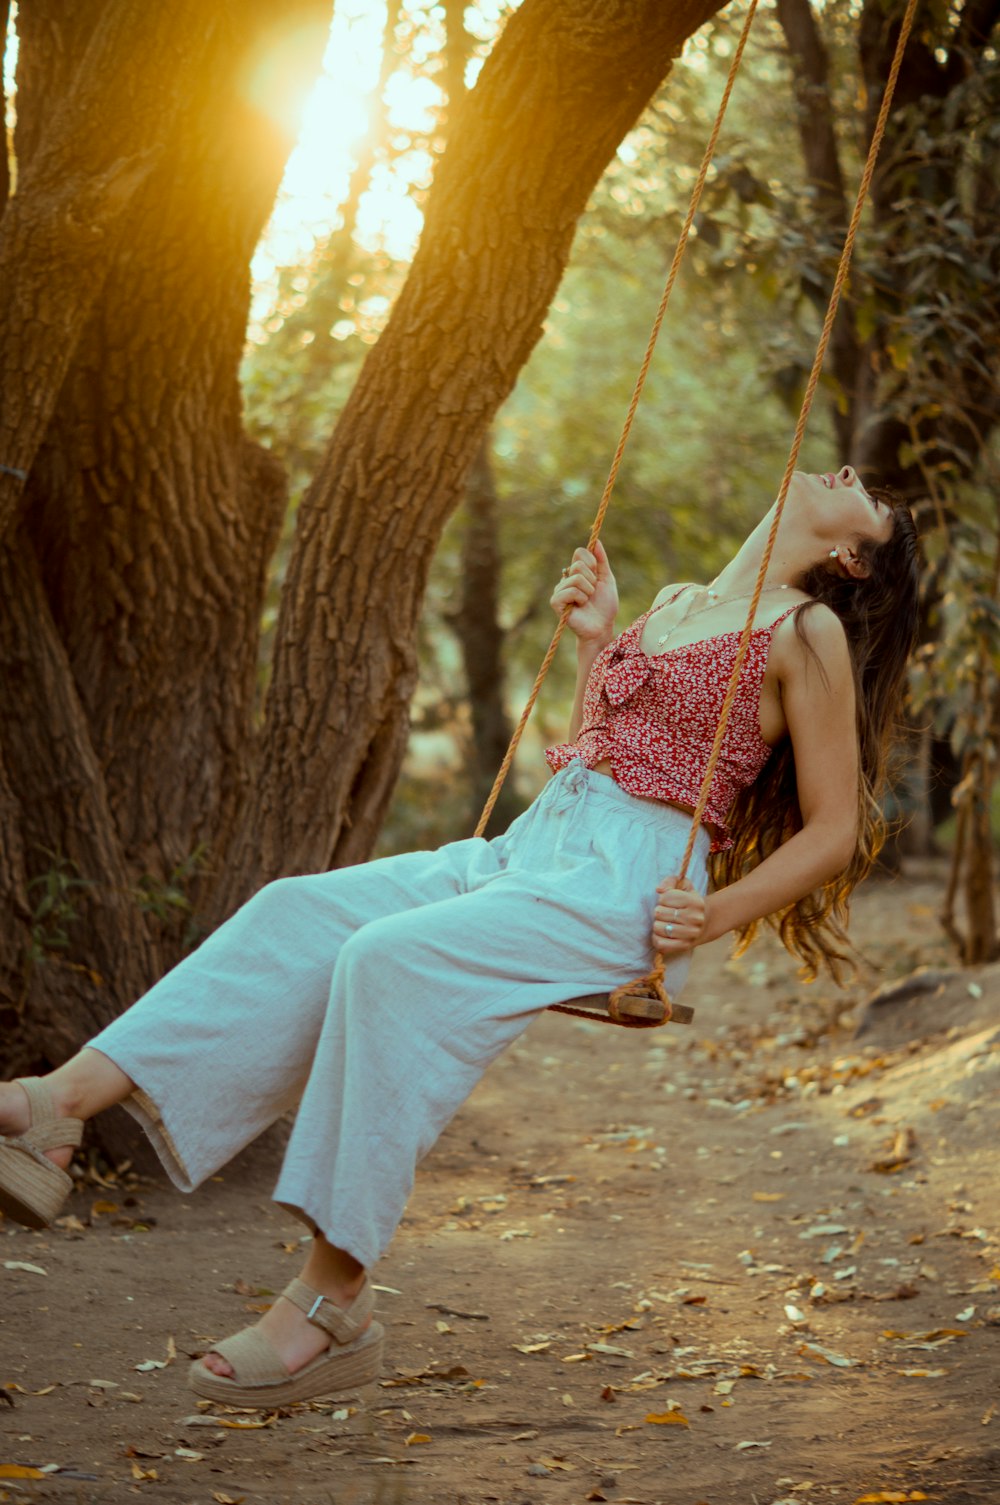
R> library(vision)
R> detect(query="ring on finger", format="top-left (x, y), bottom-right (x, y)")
top-left (665, 922), bottom-right (674, 937)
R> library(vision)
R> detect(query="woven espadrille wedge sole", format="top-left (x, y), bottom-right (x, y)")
top-left (0, 1077), bottom-right (83, 1230)
top-left (188, 1275), bottom-right (384, 1406)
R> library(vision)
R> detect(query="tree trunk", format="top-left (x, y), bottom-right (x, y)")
top-left (963, 750), bottom-right (998, 963)
top-left (1, 0), bottom-right (332, 1079)
top-left (215, 0), bottom-right (727, 915)
top-left (440, 0), bottom-right (518, 836)
top-left (774, 0), bottom-right (857, 453)
top-left (0, 0), bottom-right (210, 536)
top-left (452, 438), bottom-right (522, 836)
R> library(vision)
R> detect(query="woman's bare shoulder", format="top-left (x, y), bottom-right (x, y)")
top-left (772, 600), bottom-right (852, 681)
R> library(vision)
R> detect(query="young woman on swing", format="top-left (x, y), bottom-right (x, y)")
top-left (0, 465), bottom-right (918, 1407)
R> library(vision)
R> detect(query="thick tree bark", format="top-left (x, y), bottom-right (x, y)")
top-left (0, 0), bottom-right (211, 538)
top-left (216, 0), bottom-right (726, 913)
top-left (16, 0), bottom-right (331, 886)
top-left (0, 536), bottom-right (161, 1058)
top-left (1, 0), bottom-right (331, 1081)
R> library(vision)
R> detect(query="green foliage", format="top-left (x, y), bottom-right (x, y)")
top-left (910, 499), bottom-right (1000, 759)
top-left (24, 848), bottom-right (95, 969)
top-left (133, 844), bottom-right (213, 950)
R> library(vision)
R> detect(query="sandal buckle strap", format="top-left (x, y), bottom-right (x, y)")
top-left (283, 1276), bottom-right (373, 1346)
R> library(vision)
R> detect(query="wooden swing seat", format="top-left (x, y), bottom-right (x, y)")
top-left (558, 991), bottom-right (694, 1027)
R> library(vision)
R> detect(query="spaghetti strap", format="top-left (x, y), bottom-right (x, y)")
top-left (766, 600), bottom-right (803, 633)
top-left (644, 583), bottom-right (699, 624)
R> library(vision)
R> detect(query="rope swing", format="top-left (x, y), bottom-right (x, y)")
top-left (477, 0), bottom-right (919, 1029)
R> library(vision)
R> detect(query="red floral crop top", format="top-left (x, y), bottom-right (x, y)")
top-left (545, 592), bottom-right (800, 851)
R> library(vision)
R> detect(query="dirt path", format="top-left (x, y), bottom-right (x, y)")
top-left (3, 862), bottom-right (998, 1505)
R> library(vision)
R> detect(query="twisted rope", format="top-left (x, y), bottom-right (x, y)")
top-left (474, 0), bottom-right (761, 838)
top-left (607, 0), bottom-right (920, 1020)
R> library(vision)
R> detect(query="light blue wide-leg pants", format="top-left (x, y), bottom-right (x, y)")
top-left (89, 763), bottom-right (709, 1269)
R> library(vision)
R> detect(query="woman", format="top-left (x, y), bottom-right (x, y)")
top-left (0, 466), bottom-right (918, 1408)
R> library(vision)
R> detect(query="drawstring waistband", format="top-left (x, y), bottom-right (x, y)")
top-left (544, 759), bottom-right (711, 858)
top-left (549, 759), bottom-right (590, 816)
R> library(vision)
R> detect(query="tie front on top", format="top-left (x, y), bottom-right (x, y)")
top-left (545, 594), bottom-right (800, 851)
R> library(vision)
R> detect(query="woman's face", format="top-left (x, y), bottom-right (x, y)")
top-left (791, 466), bottom-right (894, 549)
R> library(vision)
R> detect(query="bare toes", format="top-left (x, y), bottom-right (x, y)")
top-left (201, 1353), bottom-right (233, 1378)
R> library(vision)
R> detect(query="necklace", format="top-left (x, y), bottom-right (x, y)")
top-left (654, 582), bottom-right (791, 651)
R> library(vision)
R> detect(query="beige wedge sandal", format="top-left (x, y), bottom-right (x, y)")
top-left (188, 1275), bottom-right (384, 1406)
top-left (0, 1077), bottom-right (83, 1230)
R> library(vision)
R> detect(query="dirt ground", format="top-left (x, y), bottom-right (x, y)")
top-left (2, 859), bottom-right (999, 1505)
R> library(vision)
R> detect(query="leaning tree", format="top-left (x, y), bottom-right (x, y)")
top-left (0, 0), bottom-right (726, 1114)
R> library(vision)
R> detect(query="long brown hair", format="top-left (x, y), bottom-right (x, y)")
top-left (711, 489), bottom-right (920, 981)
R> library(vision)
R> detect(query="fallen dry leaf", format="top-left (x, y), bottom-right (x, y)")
top-left (797, 1343), bottom-right (862, 1368)
top-left (54, 1215), bottom-right (87, 1234)
top-left (753, 1192), bottom-right (785, 1202)
top-left (2, 1262), bottom-right (47, 1277)
top-left (869, 1128), bottom-right (917, 1174)
top-left (212, 1493), bottom-right (246, 1505)
top-left (404, 1432), bottom-right (431, 1446)
top-left (854, 1493), bottom-right (927, 1503)
top-left (645, 1410), bottom-right (690, 1426)
top-left (181, 1413), bottom-right (278, 1429)
top-left (0, 1467), bottom-right (47, 1480)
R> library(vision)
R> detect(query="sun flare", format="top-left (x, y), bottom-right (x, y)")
top-left (250, 2), bottom-right (453, 322)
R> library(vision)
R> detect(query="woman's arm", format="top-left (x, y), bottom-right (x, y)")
top-left (567, 636), bottom-right (610, 741)
top-left (654, 606), bottom-right (860, 954)
top-left (549, 542), bottom-right (619, 738)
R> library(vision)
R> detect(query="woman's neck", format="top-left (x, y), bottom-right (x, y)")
top-left (707, 512), bottom-right (813, 598)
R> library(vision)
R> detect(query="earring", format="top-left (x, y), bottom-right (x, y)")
top-left (829, 549), bottom-right (839, 559)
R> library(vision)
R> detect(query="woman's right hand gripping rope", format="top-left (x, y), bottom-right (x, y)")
top-left (550, 541), bottom-right (619, 646)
